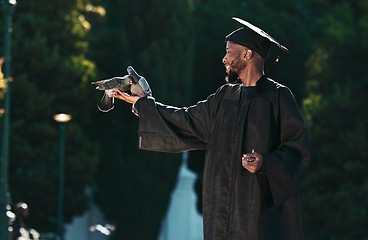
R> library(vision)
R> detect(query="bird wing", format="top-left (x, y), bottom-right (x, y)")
top-left (91, 79), bottom-right (107, 85)
top-left (93, 76), bottom-right (131, 90)
top-left (98, 92), bottom-right (115, 112)
top-left (138, 77), bottom-right (152, 96)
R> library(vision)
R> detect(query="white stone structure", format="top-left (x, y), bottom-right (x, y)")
top-left (158, 152), bottom-right (204, 240)
top-left (64, 190), bottom-right (110, 240)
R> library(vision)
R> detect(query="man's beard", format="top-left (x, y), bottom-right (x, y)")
top-left (225, 57), bottom-right (244, 84)
top-left (225, 71), bottom-right (241, 83)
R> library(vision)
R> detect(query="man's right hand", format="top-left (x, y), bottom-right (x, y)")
top-left (113, 89), bottom-right (141, 105)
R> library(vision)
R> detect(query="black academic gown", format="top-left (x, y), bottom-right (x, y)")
top-left (135, 76), bottom-right (310, 240)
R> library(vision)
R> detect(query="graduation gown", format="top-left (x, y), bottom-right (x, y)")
top-left (135, 76), bottom-right (310, 240)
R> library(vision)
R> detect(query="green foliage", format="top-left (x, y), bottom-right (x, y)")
top-left (86, 0), bottom-right (193, 239)
top-left (303, 84), bottom-right (368, 239)
top-left (88, 0), bottom-right (194, 105)
top-left (302, 0), bottom-right (368, 239)
top-left (5, 0), bottom-right (100, 233)
top-left (2, 0), bottom-right (367, 239)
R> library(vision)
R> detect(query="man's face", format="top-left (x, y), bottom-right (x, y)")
top-left (222, 41), bottom-right (247, 83)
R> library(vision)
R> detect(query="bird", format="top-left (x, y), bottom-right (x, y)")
top-left (91, 75), bottom-right (131, 112)
top-left (92, 66), bottom-right (152, 112)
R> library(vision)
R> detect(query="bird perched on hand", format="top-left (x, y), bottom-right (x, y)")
top-left (92, 66), bottom-right (152, 112)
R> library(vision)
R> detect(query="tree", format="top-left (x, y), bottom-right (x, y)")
top-left (86, 0), bottom-right (194, 239)
top-left (301, 0), bottom-right (368, 239)
top-left (2, 0), bottom-right (100, 234)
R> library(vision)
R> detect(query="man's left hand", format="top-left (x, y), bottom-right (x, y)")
top-left (242, 151), bottom-right (263, 173)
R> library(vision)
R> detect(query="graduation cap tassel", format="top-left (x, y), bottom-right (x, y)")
top-left (264, 56), bottom-right (280, 78)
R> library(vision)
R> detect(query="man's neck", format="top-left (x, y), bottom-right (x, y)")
top-left (239, 68), bottom-right (263, 86)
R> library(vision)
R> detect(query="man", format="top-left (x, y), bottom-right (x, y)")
top-left (114, 17), bottom-right (310, 240)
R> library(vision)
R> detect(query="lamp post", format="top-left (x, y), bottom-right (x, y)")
top-left (0, 1), bottom-right (16, 240)
top-left (53, 113), bottom-right (72, 240)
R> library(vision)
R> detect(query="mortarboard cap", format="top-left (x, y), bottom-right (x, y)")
top-left (225, 17), bottom-right (288, 59)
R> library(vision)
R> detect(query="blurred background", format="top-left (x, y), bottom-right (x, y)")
top-left (0, 0), bottom-right (367, 239)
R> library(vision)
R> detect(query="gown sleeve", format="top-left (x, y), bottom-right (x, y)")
top-left (261, 87), bottom-right (310, 207)
top-left (135, 86), bottom-right (224, 153)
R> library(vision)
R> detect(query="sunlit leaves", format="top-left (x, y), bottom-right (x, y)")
top-left (302, 1), bottom-right (368, 238)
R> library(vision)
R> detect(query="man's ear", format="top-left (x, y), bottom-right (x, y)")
top-left (244, 49), bottom-right (253, 60)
